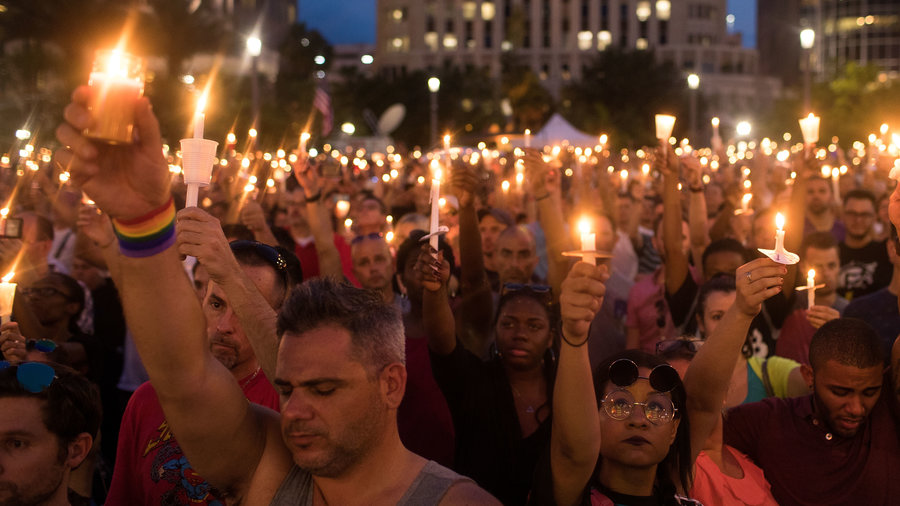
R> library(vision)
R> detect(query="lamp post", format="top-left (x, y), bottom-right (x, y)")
top-left (428, 77), bottom-right (440, 148)
top-left (800, 28), bottom-right (815, 113)
top-left (247, 36), bottom-right (262, 130)
top-left (687, 73), bottom-right (700, 142)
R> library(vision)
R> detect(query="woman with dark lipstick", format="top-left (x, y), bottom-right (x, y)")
top-left (417, 244), bottom-right (558, 506)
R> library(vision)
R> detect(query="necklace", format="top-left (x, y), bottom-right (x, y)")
top-left (510, 384), bottom-right (536, 414)
top-left (239, 367), bottom-right (262, 389)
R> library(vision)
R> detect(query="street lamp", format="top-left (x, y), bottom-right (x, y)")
top-left (427, 77), bottom-right (441, 148)
top-left (247, 36), bottom-right (262, 131)
top-left (687, 73), bottom-right (700, 142)
top-left (800, 28), bottom-right (815, 113)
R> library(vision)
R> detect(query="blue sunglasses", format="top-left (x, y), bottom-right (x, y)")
top-left (0, 361), bottom-right (57, 393)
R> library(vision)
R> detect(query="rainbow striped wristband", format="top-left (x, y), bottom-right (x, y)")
top-left (112, 197), bottom-right (176, 258)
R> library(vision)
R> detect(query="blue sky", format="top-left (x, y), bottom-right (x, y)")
top-left (300, 0), bottom-right (756, 48)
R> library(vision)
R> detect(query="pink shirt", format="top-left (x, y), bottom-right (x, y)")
top-left (625, 268), bottom-right (678, 353)
top-left (691, 447), bottom-right (778, 506)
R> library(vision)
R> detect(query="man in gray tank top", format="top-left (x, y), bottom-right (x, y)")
top-left (56, 90), bottom-right (499, 505)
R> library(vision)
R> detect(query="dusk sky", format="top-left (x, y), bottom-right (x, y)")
top-left (299, 0), bottom-right (756, 48)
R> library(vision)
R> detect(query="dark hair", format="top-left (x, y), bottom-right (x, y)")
top-left (0, 362), bottom-right (101, 458)
top-left (40, 273), bottom-right (86, 334)
top-left (843, 189), bottom-right (876, 209)
top-left (890, 223), bottom-right (899, 252)
top-left (477, 207), bottom-right (515, 228)
top-left (697, 274), bottom-right (736, 319)
top-left (807, 175), bottom-right (832, 191)
top-left (593, 350), bottom-right (692, 496)
top-left (800, 231), bottom-right (838, 258)
top-left (809, 318), bottom-right (884, 370)
top-left (701, 238), bottom-right (748, 272)
top-left (229, 241), bottom-right (303, 308)
top-left (395, 229), bottom-right (456, 275)
top-left (221, 224), bottom-right (255, 242)
top-left (357, 191), bottom-right (388, 214)
top-left (277, 278), bottom-right (405, 372)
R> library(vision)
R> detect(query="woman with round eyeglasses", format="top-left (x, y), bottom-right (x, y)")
top-left (542, 262), bottom-right (706, 506)
top-left (417, 245), bottom-right (558, 506)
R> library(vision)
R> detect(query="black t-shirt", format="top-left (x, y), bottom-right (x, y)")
top-left (838, 240), bottom-right (892, 300)
top-left (430, 343), bottom-right (551, 506)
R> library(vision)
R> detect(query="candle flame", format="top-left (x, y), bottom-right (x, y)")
top-left (501, 180), bottom-right (510, 192)
top-left (831, 167), bottom-right (839, 178)
top-left (300, 132), bottom-right (311, 142)
top-left (808, 269), bottom-right (816, 280)
top-left (711, 117), bottom-right (720, 127)
top-left (578, 218), bottom-right (591, 235)
top-left (1, 271), bottom-right (13, 283)
top-left (243, 183), bottom-right (255, 193)
top-left (620, 170), bottom-right (628, 181)
top-left (599, 134), bottom-right (608, 145)
top-left (226, 132), bottom-right (236, 144)
top-left (881, 123), bottom-right (889, 135)
top-left (386, 231), bottom-right (394, 242)
top-left (742, 193), bottom-right (752, 204)
top-left (344, 218), bottom-right (353, 228)
top-left (0, 208), bottom-right (8, 218)
top-left (196, 92), bottom-right (207, 116)
top-left (807, 112), bottom-right (815, 120)
top-left (776, 212), bottom-right (785, 231)
top-left (248, 128), bottom-right (258, 138)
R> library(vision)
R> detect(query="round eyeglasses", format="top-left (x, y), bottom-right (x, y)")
top-left (601, 388), bottom-right (678, 425)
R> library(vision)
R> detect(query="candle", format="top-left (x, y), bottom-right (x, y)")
top-left (299, 132), bottom-right (310, 155)
top-left (798, 113), bottom-right (820, 145)
top-left (501, 180), bottom-right (510, 194)
top-left (226, 132), bottom-right (236, 147)
top-left (443, 134), bottom-right (451, 158)
top-left (831, 167), bottom-right (841, 202)
top-left (180, 95), bottom-right (219, 208)
top-left (774, 212), bottom-right (786, 254)
top-left (524, 129), bottom-right (532, 148)
top-left (734, 193), bottom-right (752, 215)
top-left (0, 271), bottom-right (16, 323)
top-left (578, 218), bottom-right (596, 266)
top-left (85, 49), bottom-right (145, 144)
top-left (806, 269), bottom-right (816, 309)
top-left (193, 93), bottom-right (206, 139)
top-left (429, 162), bottom-right (442, 252)
top-left (655, 114), bottom-right (676, 142)
top-left (335, 199), bottom-right (350, 218)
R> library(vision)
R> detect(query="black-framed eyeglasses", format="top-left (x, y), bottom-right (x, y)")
top-left (655, 338), bottom-right (704, 356)
top-left (26, 339), bottom-right (57, 353)
top-left (609, 358), bottom-right (680, 393)
top-left (601, 388), bottom-right (678, 425)
top-left (0, 361), bottom-right (57, 393)
top-left (21, 286), bottom-right (71, 299)
top-left (843, 211), bottom-right (875, 220)
top-left (501, 283), bottom-right (553, 306)
top-left (350, 233), bottom-right (385, 245)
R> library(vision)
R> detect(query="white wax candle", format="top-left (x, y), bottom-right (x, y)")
top-left (578, 219), bottom-right (596, 266)
top-left (193, 112), bottom-right (204, 139)
top-left (524, 129), bottom-right (532, 148)
top-left (299, 132), bottom-right (310, 155)
top-left (774, 212), bottom-right (786, 253)
top-left (0, 271), bottom-right (16, 321)
top-left (798, 114), bottom-right (820, 145)
top-left (655, 114), bottom-right (676, 141)
top-left (430, 165), bottom-right (442, 252)
top-left (807, 269), bottom-right (816, 309)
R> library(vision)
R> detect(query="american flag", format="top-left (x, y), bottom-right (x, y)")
top-left (313, 82), bottom-right (333, 136)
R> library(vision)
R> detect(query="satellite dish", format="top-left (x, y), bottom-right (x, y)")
top-left (377, 104), bottom-right (406, 135)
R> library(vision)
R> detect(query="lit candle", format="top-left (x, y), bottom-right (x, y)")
top-left (578, 218), bottom-right (596, 266)
top-left (429, 162), bottom-right (442, 251)
top-left (806, 269), bottom-right (816, 309)
top-left (524, 128), bottom-right (532, 148)
top-left (0, 271), bottom-right (16, 323)
top-left (443, 134), bottom-right (451, 158)
top-left (831, 167), bottom-right (841, 202)
top-left (335, 199), bottom-right (350, 218)
top-left (299, 132), bottom-right (310, 155)
top-left (620, 169), bottom-right (629, 188)
top-left (501, 180), bottom-right (510, 194)
top-left (193, 93), bottom-right (206, 139)
top-left (655, 114), bottom-right (676, 142)
top-left (774, 212), bottom-right (786, 254)
top-left (798, 113), bottom-right (820, 145)
top-left (181, 93), bottom-right (219, 208)
top-left (85, 49), bottom-right (145, 144)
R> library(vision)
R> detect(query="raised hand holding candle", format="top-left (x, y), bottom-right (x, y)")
top-left (180, 92), bottom-right (218, 208)
top-left (429, 161), bottom-right (442, 252)
top-left (298, 132), bottom-right (310, 155)
top-left (798, 113), bottom-right (820, 145)
top-left (807, 269), bottom-right (816, 308)
top-left (0, 271), bottom-right (16, 323)
top-left (655, 114), bottom-right (676, 142)
top-left (85, 49), bottom-right (146, 144)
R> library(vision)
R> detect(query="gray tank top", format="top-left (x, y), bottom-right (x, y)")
top-left (269, 460), bottom-right (472, 505)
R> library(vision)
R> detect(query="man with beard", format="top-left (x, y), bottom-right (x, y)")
top-left (494, 225), bottom-right (541, 287)
top-left (350, 233), bottom-right (405, 311)
top-left (0, 362), bottom-right (101, 506)
top-left (803, 176), bottom-right (846, 242)
top-left (106, 214), bottom-right (296, 505)
top-left (837, 189), bottom-right (891, 300)
top-left (685, 257), bottom-right (899, 506)
top-left (56, 86), bottom-right (495, 505)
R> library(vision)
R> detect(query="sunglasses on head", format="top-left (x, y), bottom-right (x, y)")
top-left (500, 283), bottom-right (553, 305)
top-left (655, 338), bottom-right (704, 356)
top-left (350, 233), bottom-right (385, 245)
top-left (0, 361), bottom-right (57, 393)
top-left (608, 358), bottom-right (680, 393)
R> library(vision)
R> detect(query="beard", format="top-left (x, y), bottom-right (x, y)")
top-left (209, 335), bottom-right (239, 370)
top-left (0, 469), bottom-right (64, 506)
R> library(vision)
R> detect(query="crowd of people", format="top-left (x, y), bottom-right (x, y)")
top-left (2, 82), bottom-right (900, 506)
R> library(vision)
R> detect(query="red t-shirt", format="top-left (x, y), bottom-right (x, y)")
top-left (106, 371), bottom-right (279, 505)
top-left (724, 388), bottom-right (900, 506)
top-left (291, 232), bottom-right (359, 285)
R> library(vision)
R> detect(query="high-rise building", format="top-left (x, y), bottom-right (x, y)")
top-left (375, 0), bottom-right (779, 118)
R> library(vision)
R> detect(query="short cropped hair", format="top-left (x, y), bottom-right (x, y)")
top-left (395, 229), bottom-right (455, 273)
top-left (843, 189), bottom-right (876, 209)
top-left (808, 318), bottom-right (884, 370)
top-left (0, 362), bottom-right (102, 456)
top-left (702, 238), bottom-right (749, 269)
top-left (277, 278), bottom-right (405, 371)
top-left (800, 231), bottom-right (838, 258)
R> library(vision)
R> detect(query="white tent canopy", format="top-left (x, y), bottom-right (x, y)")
top-left (533, 114), bottom-right (598, 147)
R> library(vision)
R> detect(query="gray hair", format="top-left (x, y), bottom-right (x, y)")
top-left (276, 277), bottom-right (405, 371)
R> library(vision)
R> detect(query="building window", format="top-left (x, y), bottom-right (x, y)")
top-left (444, 34), bottom-right (458, 49)
top-left (391, 8), bottom-right (405, 22)
top-left (659, 20), bottom-right (668, 44)
top-left (600, 0), bottom-right (609, 30)
top-left (482, 2), bottom-right (496, 20)
top-left (425, 32), bottom-right (439, 51)
top-left (636, 1), bottom-right (651, 22)
top-left (578, 30), bottom-right (593, 50)
top-left (597, 30), bottom-right (612, 50)
top-left (427, 16), bottom-right (435, 32)
top-left (636, 37), bottom-right (648, 50)
top-left (388, 37), bottom-right (409, 52)
top-left (462, 1), bottom-right (477, 19)
top-left (562, 63), bottom-right (571, 80)
top-left (581, 0), bottom-right (590, 30)
top-left (656, 0), bottom-right (671, 21)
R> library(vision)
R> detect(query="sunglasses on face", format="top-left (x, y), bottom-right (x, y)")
top-left (350, 233), bottom-right (385, 245)
top-left (0, 361), bottom-right (57, 393)
top-left (601, 388), bottom-right (678, 425)
top-left (655, 338), bottom-right (704, 356)
top-left (609, 358), bottom-right (680, 393)
top-left (501, 283), bottom-right (553, 305)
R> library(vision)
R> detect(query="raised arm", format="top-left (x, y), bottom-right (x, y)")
top-left (684, 156), bottom-right (710, 277)
top-left (523, 149), bottom-right (572, 301)
top-left (55, 87), bottom-right (271, 492)
top-left (449, 162), bottom-right (494, 355)
top-left (658, 145), bottom-right (689, 296)
top-left (176, 207), bottom-right (279, 384)
top-left (552, 262), bottom-right (608, 506)
top-left (293, 160), bottom-right (343, 279)
top-left (682, 257), bottom-right (785, 461)
top-left (240, 200), bottom-right (280, 247)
